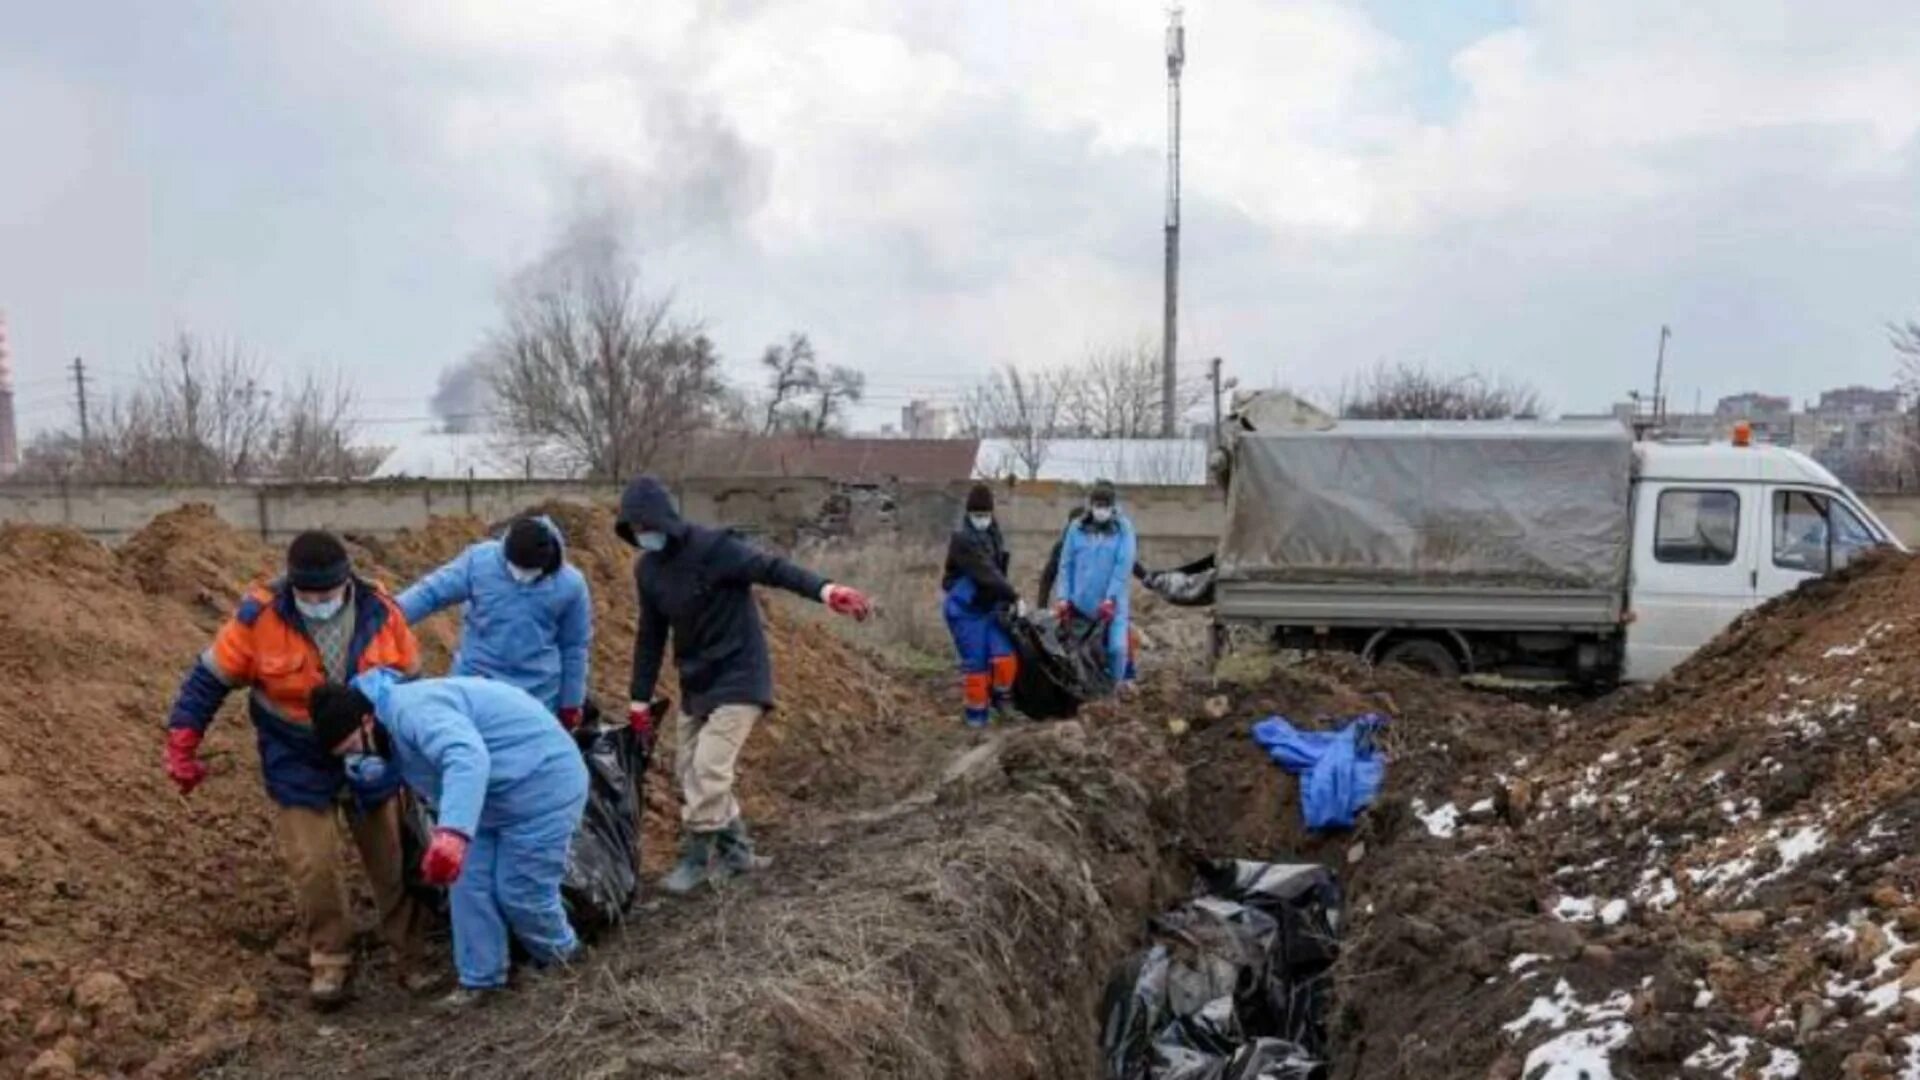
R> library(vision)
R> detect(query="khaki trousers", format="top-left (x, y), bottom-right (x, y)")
top-left (273, 797), bottom-right (423, 974)
top-left (674, 704), bottom-right (763, 832)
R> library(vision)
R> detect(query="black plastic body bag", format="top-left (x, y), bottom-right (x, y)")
top-left (1005, 610), bottom-right (1116, 719)
top-left (1100, 860), bottom-right (1342, 1080)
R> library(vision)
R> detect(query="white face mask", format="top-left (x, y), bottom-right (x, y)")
top-left (296, 594), bottom-right (345, 622)
top-left (968, 513), bottom-right (993, 532)
top-left (508, 563), bottom-right (543, 584)
top-left (1090, 506), bottom-right (1114, 524)
top-left (638, 531), bottom-right (668, 552)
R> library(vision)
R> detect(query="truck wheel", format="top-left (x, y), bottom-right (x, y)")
top-left (1377, 638), bottom-right (1462, 679)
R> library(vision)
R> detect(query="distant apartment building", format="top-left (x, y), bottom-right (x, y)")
top-left (900, 399), bottom-right (958, 439)
top-left (1571, 382), bottom-right (1913, 488)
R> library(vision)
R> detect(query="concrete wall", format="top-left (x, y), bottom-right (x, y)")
top-left (8, 478), bottom-right (1910, 564)
top-left (0, 477), bottom-right (1224, 563)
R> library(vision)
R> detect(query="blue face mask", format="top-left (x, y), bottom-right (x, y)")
top-left (343, 752), bottom-right (389, 788)
top-left (637, 531), bottom-right (668, 552)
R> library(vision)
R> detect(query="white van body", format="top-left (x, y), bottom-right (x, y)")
top-left (1623, 441), bottom-right (1899, 682)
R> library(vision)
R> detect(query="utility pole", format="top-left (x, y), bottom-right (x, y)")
top-left (1161, 5), bottom-right (1185, 438)
top-left (1652, 324), bottom-right (1671, 425)
top-left (1209, 356), bottom-right (1223, 447)
top-left (71, 357), bottom-right (90, 450)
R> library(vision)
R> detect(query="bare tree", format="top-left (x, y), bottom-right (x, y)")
top-left (760, 333), bottom-right (819, 435)
top-left (1893, 320), bottom-right (1920, 400)
top-left (485, 241), bottom-right (726, 480)
top-left (1336, 362), bottom-right (1545, 421)
top-left (1059, 337), bottom-right (1207, 437)
top-left (273, 371), bottom-right (368, 480)
top-left (961, 365), bottom-right (1062, 479)
top-left (801, 365), bottom-right (865, 436)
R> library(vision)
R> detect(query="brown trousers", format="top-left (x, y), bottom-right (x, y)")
top-left (273, 797), bottom-right (423, 973)
top-left (674, 704), bottom-right (763, 832)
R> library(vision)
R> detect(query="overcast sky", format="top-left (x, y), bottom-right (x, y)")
top-left (3, 0), bottom-right (1917, 436)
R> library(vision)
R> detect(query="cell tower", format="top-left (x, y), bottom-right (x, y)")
top-left (1161, 6), bottom-right (1185, 438)
top-left (0, 311), bottom-right (16, 478)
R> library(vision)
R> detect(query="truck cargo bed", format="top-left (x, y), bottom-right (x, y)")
top-left (1214, 581), bottom-right (1622, 632)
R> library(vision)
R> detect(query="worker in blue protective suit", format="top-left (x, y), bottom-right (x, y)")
top-left (309, 668), bottom-right (589, 1010)
top-left (941, 483), bottom-right (1024, 728)
top-left (398, 515), bottom-right (593, 726)
top-left (1050, 479), bottom-right (1138, 688)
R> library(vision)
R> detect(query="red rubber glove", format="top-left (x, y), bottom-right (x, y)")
top-left (628, 700), bottom-right (654, 744)
top-left (1053, 600), bottom-right (1072, 623)
top-left (419, 828), bottom-right (470, 886)
top-left (821, 584), bottom-right (872, 622)
top-left (1097, 599), bottom-right (1117, 622)
top-left (557, 706), bottom-right (582, 731)
top-left (165, 728), bottom-right (208, 795)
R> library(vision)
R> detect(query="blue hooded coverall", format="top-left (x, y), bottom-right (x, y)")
top-left (940, 519), bottom-right (1020, 726)
top-left (1052, 511), bottom-right (1138, 682)
top-left (353, 669), bottom-right (589, 991)
top-left (397, 516), bottom-right (593, 715)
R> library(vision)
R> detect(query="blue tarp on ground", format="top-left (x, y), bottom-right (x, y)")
top-left (1250, 714), bottom-right (1388, 831)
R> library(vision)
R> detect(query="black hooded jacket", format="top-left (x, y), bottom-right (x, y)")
top-left (618, 477), bottom-right (829, 716)
top-left (941, 519), bottom-right (1018, 613)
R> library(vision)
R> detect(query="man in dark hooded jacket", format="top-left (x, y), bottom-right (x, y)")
top-left (616, 476), bottom-right (872, 895)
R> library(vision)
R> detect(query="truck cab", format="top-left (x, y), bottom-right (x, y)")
top-left (1624, 438), bottom-right (1898, 681)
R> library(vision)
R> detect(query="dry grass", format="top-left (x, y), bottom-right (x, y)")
top-left (221, 724), bottom-right (1178, 1080)
top-left (799, 538), bottom-right (953, 668)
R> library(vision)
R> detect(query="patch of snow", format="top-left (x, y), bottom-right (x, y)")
top-left (1470, 797), bottom-right (1495, 814)
top-left (1510, 953), bottom-right (1547, 972)
top-left (1787, 673), bottom-right (1810, 686)
top-left (1694, 989), bottom-right (1714, 1009)
top-left (1553, 896), bottom-right (1598, 922)
top-left (1411, 799), bottom-right (1459, 839)
top-left (1523, 1023), bottom-right (1632, 1080)
top-left (1824, 918), bottom-right (1919, 1018)
top-left (1633, 872), bottom-right (1679, 910)
top-left (1704, 769), bottom-right (1727, 786)
top-left (1600, 899), bottom-right (1630, 926)
top-left (1567, 788), bottom-right (1599, 811)
top-left (1597, 751), bottom-right (1620, 766)
top-left (1689, 855), bottom-right (1757, 894)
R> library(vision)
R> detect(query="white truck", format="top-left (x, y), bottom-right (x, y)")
top-left (1212, 419), bottom-right (1902, 683)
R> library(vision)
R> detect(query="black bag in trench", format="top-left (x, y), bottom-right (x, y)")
top-left (1005, 610), bottom-right (1117, 720)
top-left (1100, 860), bottom-right (1341, 1080)
top-left (399, 791), bottom-right (448, 920)
top-left (560, 699), bottom-right (657, 932)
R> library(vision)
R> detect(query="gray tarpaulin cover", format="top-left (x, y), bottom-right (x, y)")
top-left (1219, 421), bottom-right (1633, 591)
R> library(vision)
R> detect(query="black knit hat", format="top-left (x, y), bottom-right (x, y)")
top-left (965, 483), bottom-right (994, 514)
top-left (504, 517), bottom-right (561, 574)
top-left (1089, 479), bottom-right (1117, 507)
top-left (286, 531), bottom-right (351, 591)
top-left (309, 683), bottom-right (374, 752)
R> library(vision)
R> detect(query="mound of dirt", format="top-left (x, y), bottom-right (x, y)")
top-left (116, 505), bottom-right (278, 622)
top-left (0, 524), bottom-right (288, 1080)
top-left (1265, 550), bottom-right (1920, 1079)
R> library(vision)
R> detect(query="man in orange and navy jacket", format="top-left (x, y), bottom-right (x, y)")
top-left (164, 530), bottom-right (427, 1007)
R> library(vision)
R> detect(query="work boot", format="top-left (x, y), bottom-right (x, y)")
top-left (714, 817), bottom-right (773, 877)
top-left (308, 964), bottom-right (350, 1010)
top-left (660, 830), bottom-right (717, 895)
top-left (434, 986), bottom-right (495, 1012)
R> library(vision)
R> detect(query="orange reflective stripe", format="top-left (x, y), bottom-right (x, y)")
top-left (963, 673), bottom-right (992, 709)
top-left (991, 655), bottom-right (1018, 693)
